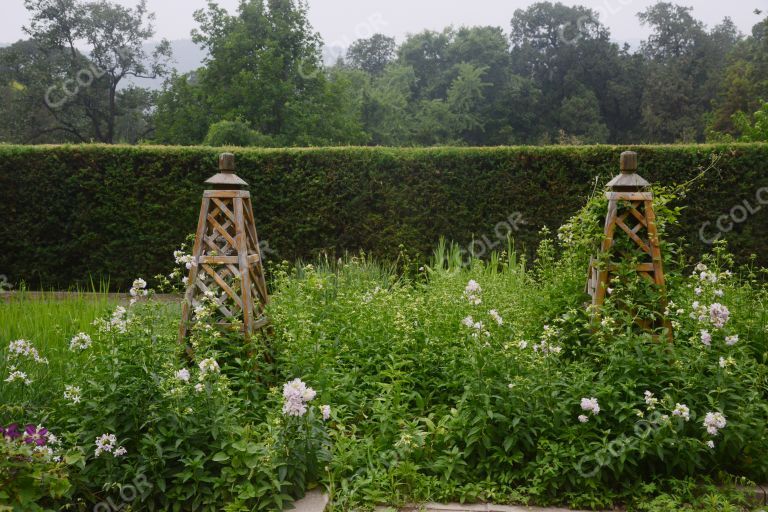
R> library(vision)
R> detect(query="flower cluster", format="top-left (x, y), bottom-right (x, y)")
top-left (198, 358), bottom-right (220, 377)
top-left (129, 277), bottom-right (148, 304)
top-left (644, 390), bottom-right (658, 410)
top-left (461, 315), bottom-right (490, 338)
top-left (63, 385), bottom-right (82, 404)
top-left (174, 250), bottom-right (194, 270)
top-left (5, 368), bottom-right (31, 385)
top-left (703, 411), bottom-right (727, 436)
top-left (8, 339), bottom-right (48, 364)
top-left (708, 303), bottom-right (730, 328)
top-left (533, 325), bottom-right (562, 355)
top-left (282, 378), bottom-right (316, 417)
top-left (463, 280), bottom-right (482, 305)
top-left (320, 404), bottom-right (332, 421)
top-left (94, 306), bottom-right (129, 333)
top-left (579, 397), bottom-right (600, 422)
top-left (1, 423), bottom-right (60, 460)
top-left (489, 309), bottom-right (503, 326)
top-left (69, 332), bottom-right (93, 351)
top-left (672, 403), bottom-right (690, 421)
top-left (94, 433), bottom-right (126, 458)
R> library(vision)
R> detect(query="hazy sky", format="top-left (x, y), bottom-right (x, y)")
top-left (0, 0), bottom-right (763, 47)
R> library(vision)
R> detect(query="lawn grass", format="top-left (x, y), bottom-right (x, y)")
top-left (0, 288), bottom-right (179, 404)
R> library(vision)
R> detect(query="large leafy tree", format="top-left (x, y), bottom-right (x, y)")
top-left (509, 1), bottom-right (631, 143)
top-left (21, 0), bottom-right (171, 143)
top-left (707, 13), bottom-right (768, 138)
top-left (346, 34), bottom-right (396, 75)
top-left (185, 0), bottom-right (364, 145)
top-left (638, 2), bottom-right (738, 142)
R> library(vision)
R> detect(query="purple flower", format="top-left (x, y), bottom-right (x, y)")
top-left (3, 423), bottom-right (21, 440)
top-left (23, 425), bottom-right (48, 446)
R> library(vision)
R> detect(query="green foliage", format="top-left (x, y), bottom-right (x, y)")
top-left (9, 0), bottom-right (172, 143)
top-left (0, 294), bottom-right (329, 511)
top-left (2, 143), bottom-right (768, 290)
top-left (203, 119), bottom-right (276, 147)
top-left (0, 437), bottom-right (73, 511)
top-left (3, 195), bottom-right (768, 509)
top-left (731, 101), bottom-right (768, 142)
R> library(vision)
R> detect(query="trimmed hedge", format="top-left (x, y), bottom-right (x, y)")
top-left (1, 143), bottom-right (767, 289)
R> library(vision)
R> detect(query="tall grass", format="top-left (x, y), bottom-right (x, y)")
top-left (0, 288), bottom-right (118, 404)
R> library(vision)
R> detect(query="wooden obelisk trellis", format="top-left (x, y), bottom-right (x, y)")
top-left (178, 153), bottom-right (269, 344)
top-left (586, 151), bottom-right (672, 338)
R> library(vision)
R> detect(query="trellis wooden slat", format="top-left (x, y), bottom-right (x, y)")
top-left (587, 151), bottom-right (673, 340)
top-left (179, 153), bottom-right (270, 345)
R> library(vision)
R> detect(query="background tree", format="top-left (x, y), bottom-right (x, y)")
top-left (22, 0), bottom-right (172, 143)
top-left (346, 34), bottom-right (396, 75)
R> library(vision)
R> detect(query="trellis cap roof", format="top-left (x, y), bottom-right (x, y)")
top-left (606, 151), bottom-right (650, 191)
top-left (205, 152), bottom-right (249, 187)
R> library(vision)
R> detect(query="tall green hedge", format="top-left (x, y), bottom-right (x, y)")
top-left (1, 143), bottom-right (766, 289)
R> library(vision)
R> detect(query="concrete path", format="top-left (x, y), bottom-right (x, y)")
top-left (292, 490), bottom-right (596, 512)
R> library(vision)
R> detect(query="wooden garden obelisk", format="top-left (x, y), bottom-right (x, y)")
top-left (586, 151), bottom-right (672, 337)
top-left (178, 153), bottom-right (269, 343)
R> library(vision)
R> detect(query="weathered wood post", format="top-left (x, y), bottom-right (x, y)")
top-left (178, 153), bottom-right (269, 345)
top-left (586, 151), bottom-right (672, 338)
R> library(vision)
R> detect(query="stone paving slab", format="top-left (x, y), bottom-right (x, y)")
top-left (294, 492), bottom-right (597, 512)
top-left (396, 503), bottom-right (593, 512)
top-left (290, 486), bottom-right (768, 512)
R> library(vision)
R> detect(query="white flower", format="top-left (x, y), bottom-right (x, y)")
top-left (282, 378), bottom-right (316, 417)
top-left (700, 330), bottom-right (712, 346)
top-left (69, 333), bottom-right (92, 351)
top-left (194, 383), bottom-right (204, 392)
top-left (725, 334), bottom-right (739, 346)
top-left (703, 411), bottom-right (727, 436)
top-left (489, 309), bottom-right (503, 326)
top-left (5, 369), bottom-right (31, 385)
top-left (714, 289), bottom-right (724, 297)
top-left (644, 390), bottom-right (658, 409)
top-left (114, 446), bottom-right (127, 457)
top-left (464, 280), bottom-right (481, 294)
top-left (175, 368), bottom-right (191, 382)
top-left (129, 277), bottom-right (148, 298)
top-left (198, 358), bottom-right (220, 376)
top-left (182, 277), bottom-right (189, 285)
top-left (64, 385), bottom-right (82, 404)
top-left (672, 403), bottom-right (690, 421)
top-left (7, 339), bottom-right (48, 364)
top-left (578, 414), bottom-right (589, 423)
top-left (517, 340), bottom-right (528, 349)
top-left (463, 280), bottom-right (482, 305)
top-left (694, 287), bottom-right (702, 296)
top-left (695, 262), bottom-right (708, 272)
top-left (95, 433), bottom-right (117, 457)
top-left (321, 405), bottom-right (331, 421)
top-left (706, 440), bottom-right (715, 449)
top-left (709, 303), bottom-right (730, 328)
top-left (580, 397), bottom-right (600, 415)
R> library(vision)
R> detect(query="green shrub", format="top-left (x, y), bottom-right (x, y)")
top-left (203, 120), bottom-right (277, 147)
top-left (0, 143), bottom-right (767, 290)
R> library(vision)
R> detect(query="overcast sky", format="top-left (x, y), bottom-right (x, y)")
top-left (0, 0), bottom-right (763, 47)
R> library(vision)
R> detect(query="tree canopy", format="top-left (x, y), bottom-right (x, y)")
top-left (1, 1), bottom-right (766, 146)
